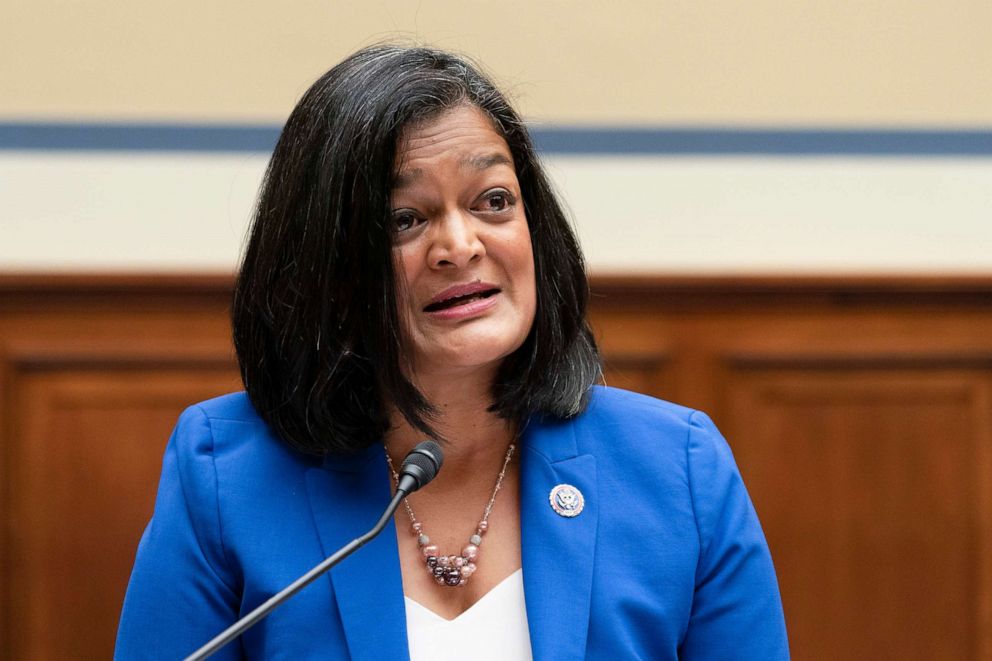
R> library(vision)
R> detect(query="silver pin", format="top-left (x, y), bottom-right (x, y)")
top-left (549, 484), bottom-right (584, 517)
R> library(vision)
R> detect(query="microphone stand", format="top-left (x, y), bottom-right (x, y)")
top-left (183, 489), bottom-right (406, 661)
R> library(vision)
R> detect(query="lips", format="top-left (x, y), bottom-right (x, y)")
top-left (424, 282), bottom-right (501, 312)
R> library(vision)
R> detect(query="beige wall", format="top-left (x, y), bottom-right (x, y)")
top-left (2, 2), bottom-right (991, 274)
top-left (3, 1), bottom-right (991, 125)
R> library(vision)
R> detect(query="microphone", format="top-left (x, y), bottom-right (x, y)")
top-left (396, 440), bottom-right (444, 494)
top-left (184, 440), bottom-right (443, 661)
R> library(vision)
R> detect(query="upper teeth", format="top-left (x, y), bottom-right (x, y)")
top-left (428, 290), bottom-right (495, 311)
top-left (437, 293), bottom-right (480, 308)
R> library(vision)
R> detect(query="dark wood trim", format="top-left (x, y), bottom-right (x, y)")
top-left (727, 353), bottom-right (992, 369)
top-left (0, 272), bottom-right (235, 294)
top-left (0, 273), bottom-right (235, 310)
top-left (8, 354), bottom-right (238, 372)
top-left (589, 273), bottom-right (992, 293)
top-left (2, 271), bottom-right (991, 298)
top-left (588, 273), bottom-right (992, 307)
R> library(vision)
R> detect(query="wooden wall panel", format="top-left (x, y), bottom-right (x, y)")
top-left (8, 368), bottom-right (240, 660)
top-left (0, 276), bottom-right (240, 661)
top-left (724, 369), bottom-right (991, 660)
top-left (587, 276), bottom-right (992, 661)
top-left (1, 274), bottom-right (991, 660)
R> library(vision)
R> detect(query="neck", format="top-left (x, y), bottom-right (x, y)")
top-left (384, 365), bottom-right (517, 487)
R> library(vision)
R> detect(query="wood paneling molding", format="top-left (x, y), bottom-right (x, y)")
top-left (3, 271), bottom-right (992, 298)
top-left (2, 272), bottom-right (991, 660)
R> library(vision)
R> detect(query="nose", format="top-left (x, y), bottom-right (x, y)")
top-left (427, 211), bottom-right (484, 269)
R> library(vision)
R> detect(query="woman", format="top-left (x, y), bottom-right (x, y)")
top-left (116, 45), bottom-right (789, 660)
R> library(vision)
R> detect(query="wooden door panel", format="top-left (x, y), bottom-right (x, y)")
top-left (724, 369), bottom-right (992, 660)
top-left (6, 367), bottom-right (240, 661)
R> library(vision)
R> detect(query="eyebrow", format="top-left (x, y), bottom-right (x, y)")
top-left (392, 152), bottom-right (514, 190)
top-left (464, 152), bottom-right (513, 171)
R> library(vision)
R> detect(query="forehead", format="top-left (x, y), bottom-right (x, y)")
top-left (393, 105), bottom-right (514, 185)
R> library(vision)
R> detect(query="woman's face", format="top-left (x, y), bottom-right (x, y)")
top-left (390, 104), bottom-right (537, 379)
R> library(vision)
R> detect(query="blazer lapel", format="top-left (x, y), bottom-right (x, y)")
top-left (520, 417), bottom-right (599, 661)
top-left (305, 446), bottom-right (409, 661)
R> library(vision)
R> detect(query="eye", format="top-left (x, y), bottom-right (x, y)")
top-left (474, 189), bottom-right (515, 214)
top-left (391, 210), bottom-right (423, 233)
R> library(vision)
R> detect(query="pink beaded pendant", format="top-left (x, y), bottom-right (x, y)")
top-left (386, 443), bottom-right (514, 588)
top-left (418, 528), bottom-right (484, 586)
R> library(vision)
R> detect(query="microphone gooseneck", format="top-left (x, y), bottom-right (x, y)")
top-left (183, 440), bottom-right (444, 661)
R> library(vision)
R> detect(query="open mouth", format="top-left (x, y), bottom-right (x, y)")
top-left (424, 288), bottom-right (500, 312)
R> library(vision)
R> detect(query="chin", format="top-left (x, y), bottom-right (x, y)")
top-left (420, 334), bottom-right (527, 375)
top-left (433, 349), bottom-right (513, 374)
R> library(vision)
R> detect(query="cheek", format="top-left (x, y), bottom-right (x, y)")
top-left (391, 249), bottom-right (420, 349)
top-left (515, 235), bottom-right (538, 323)
top-left (393, 247), bottom-right (419, 307)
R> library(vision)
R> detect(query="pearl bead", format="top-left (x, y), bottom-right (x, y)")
top-left (454, 556), bottom-right (465, 567)
top-left (469, 534), bottom-right (482, 546)
top-left (418, 534), bottom-right (430, 546)
top-left (478, 521), bottom-right (488, 533)
top-left (438, 555), bottom-right (450, 567)
top-left (411, 522), bottom-right (423, 534)
top-left (421, 544), bottom-right (438, 559)
top-left (462, 544), bottom-right (478, 561)
top-left (460, 565), bottom-right (472, 577)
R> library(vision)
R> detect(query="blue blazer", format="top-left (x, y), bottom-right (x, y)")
top-left (116, 386), bottom-right (788, 660)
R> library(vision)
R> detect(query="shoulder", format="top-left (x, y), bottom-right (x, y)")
top-left (161, 393), bottom-right (326, 569)
top-left (556, 386), bottom-right (737, 502)
top-left (584, 385), bottom-right (696, 426)
top-left (171, 391), bottom-right (268, 456)
top-left (169, 392), bottom-right (318, 482)
top-left (183, 390), bottom-right (262, 426)
top-left (569, 385), bottom-right (720, 457)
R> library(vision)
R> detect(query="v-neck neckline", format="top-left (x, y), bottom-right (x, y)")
top-left (403, 568), bottom-right (524, 623)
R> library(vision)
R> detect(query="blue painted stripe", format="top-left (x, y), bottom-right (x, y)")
top-left (0, 122), bottom-right (280, 153)
top-left (2, 121), bottom-right (992, 156)
top-left (531, 127), bottom-right (992, 156)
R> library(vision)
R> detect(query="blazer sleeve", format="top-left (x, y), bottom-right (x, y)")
top-left (678, 411), bottom-right (790, 660)
top-left (115, 405), bottom-right (243, 660)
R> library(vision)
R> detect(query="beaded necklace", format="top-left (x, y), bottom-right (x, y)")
top-left (386, 443), bottom-right (515, 587)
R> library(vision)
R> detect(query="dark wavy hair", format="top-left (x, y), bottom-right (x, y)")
top-left (232, 44), bottom-right (600, 456)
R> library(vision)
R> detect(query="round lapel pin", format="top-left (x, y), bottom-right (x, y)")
top-left (549, 484), bottom-right (584, 517)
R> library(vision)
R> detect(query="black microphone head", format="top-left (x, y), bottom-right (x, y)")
top-left (398, 440), bottom-right (444, 493)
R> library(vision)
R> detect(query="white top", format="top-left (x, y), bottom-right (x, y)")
top-left (404, 569), bottom-right (533, 661)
